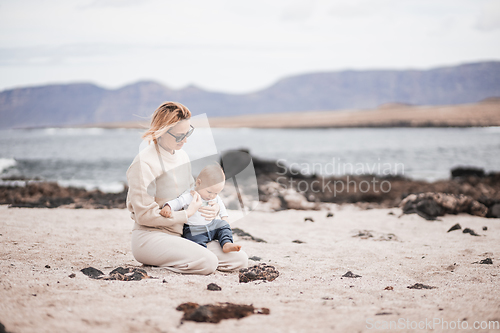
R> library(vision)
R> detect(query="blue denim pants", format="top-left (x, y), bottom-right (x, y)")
top-left (182, 219), bottom-right (233, 249)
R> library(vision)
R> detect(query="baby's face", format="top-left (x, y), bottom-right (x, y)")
top-left (195, 180), bottom-right (225, 201)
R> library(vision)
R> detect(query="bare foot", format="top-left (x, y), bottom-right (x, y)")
top-left (222, 242), bottom-right (242, 253)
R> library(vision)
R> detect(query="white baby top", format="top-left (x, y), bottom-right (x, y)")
top-left (165, 190), bottom-right (228, 226)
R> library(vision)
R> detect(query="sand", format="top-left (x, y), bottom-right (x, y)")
top-left (75, 101), bottom-right (500, 129)
top-left (1, 204), bottom-right (499, 332)
top-left (206, 102), bottom-right (500, 128)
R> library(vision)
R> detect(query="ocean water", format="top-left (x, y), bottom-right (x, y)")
top-left (0, 127), bottom-right (499, 193)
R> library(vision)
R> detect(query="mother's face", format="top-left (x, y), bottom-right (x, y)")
top-left (158, 119), bottom-right (191, 152)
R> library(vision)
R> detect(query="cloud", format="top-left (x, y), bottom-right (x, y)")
top-left (79, 0), bottom-right (152, 9)
top-left (328, 0), bottom-right (393, 18)
top-left (281, 0), bottom-right (316, 21)
top-left (475, 0), bottom-right (500, 31)
top-left (0, 43), bottom-right (153, 66)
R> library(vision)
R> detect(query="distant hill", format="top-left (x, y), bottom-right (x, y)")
top-left (1, 61), bottom-right (500, 129)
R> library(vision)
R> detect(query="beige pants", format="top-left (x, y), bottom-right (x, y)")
top-left (131, 229), bottom-right (248, 275)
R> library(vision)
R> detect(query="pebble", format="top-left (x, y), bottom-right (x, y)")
top-left (207, 283), bottom-right (221, 291)
top-left (472, 258), bottom-right (493, 264)
top-left (447, 223), bottom-right (461, 232)
top-left (342, 271), bottom-right (362, 278)
top-left (407, 283), bottom-right (436, 289)
top-left (463, 228), bottom-right (480, 236)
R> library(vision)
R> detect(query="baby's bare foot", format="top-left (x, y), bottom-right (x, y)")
top-left (222, 243), bottom-right (242, 253)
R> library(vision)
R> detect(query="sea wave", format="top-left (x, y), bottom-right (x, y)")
top-left (43, 128), bottom-right (107, 136)
top-left (56, 180), bottom-right (126, 193)
top-left (0, 158), bottom-right (17, 174)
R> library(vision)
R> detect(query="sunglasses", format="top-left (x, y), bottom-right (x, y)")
top-left (166, 125), bottom-right (194, 143)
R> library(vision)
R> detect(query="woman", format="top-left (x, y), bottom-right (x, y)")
top-left (126, 101), bottom-right (248, 274)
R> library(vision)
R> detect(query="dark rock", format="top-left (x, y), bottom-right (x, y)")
top-left (239, 263), bottom-right (279, 283)
top-left (451, 167), bottom-right (485, 178)
top-left (304, 217), bottom-right (314, 222)
top-left (342, 271), bottom-right (362, 278)
top-left (384, 286), bottom-right (394, 291)
top-left (176, 302), bottom-right (269, 323)
top-left (0, 321), bottom-right (9, 333)
top-left (292, 240), bottom-right (305, 244)
top-left (407, 283), bottom-right (436, 289)
top-left (490, 204), bottom-right (500, 218)
top-left (45, 265), bottom-right (51, 269)
top-left (326, 212), bottom-right (334, 217)
top-left (402, 198), bottom-right (444, 220)
top-left (207, 283), bottom-right (221, 291)
top-left (483, 226), bottom-right (488, 231)
top-left (388, 211), bottom-right (395, 215)
top-left (376, 312), bottom-right (393, 316)
top-left (232, 228), bottom-right (267, 243)
top-left (81, 267), bottom-right (104, 279)
top-left (68, 273), bottom-right (76, 278)
top-left (249, 256), bottom-right (261, 261)
top-left (447, 223), bottom-right (462, 232)
top-left (472, 258), bottom-right (493, 264)
top-left (463, 228), bottom-right (480, 236)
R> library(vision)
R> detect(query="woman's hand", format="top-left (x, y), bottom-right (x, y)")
top-left (198, 201), bottom-right (220, 221)
top-left (186, 192), bottom-right (202, 218)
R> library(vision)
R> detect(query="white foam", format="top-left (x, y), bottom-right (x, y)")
top-left (0, 158), bottom-right (17, 174)
top-left (0, 179), bottom-right (26, 187)
top-left (43, 128), bottom-right (106, 136)
top-left (57, 180), bottom-right (125, 193)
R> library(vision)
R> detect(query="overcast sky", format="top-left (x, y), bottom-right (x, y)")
top-left (1, 0), bottom-right (500, 93)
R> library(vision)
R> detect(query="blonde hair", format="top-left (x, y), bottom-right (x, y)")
top-left (197, 163), bottom-right (226, 188)
top-left (142, 101), bottom-right (191, 144)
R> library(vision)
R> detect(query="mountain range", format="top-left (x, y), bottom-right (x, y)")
top-left (1, 61), bottom-right (499, 129)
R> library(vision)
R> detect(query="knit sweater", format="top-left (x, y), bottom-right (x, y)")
top-left (126, 142), bottom-right (194, 236)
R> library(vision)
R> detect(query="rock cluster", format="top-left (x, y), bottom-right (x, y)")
top-left (239, 263), bottom-right (279, 283)
top-left (0, 181), bottom-right (127, 209)
top-left (80, 267), bottom-right (152, 281)
top-left (400, 192), bottom-right (488, 220)
top-left (176, 302), bottom-right (269, 323)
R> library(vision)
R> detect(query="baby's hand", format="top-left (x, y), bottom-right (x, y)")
top-left (160, 204), bottom-right (172, 218)
top-left (186, 192), bottom-right (202, 218)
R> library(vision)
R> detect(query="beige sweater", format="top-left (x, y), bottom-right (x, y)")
top-left (126, 142), bottom-right (194, 236)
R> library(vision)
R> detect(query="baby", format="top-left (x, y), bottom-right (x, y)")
top-left (160, 164), bottom-right (241, 253)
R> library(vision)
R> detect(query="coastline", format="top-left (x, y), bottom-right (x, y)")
top-left (12, 100), bottom-right (499, 130)
top-left (1, 163), bottom-right (499, 217)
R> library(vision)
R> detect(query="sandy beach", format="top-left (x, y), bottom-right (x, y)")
top-left (1, 204), bottom-right (499, 332)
